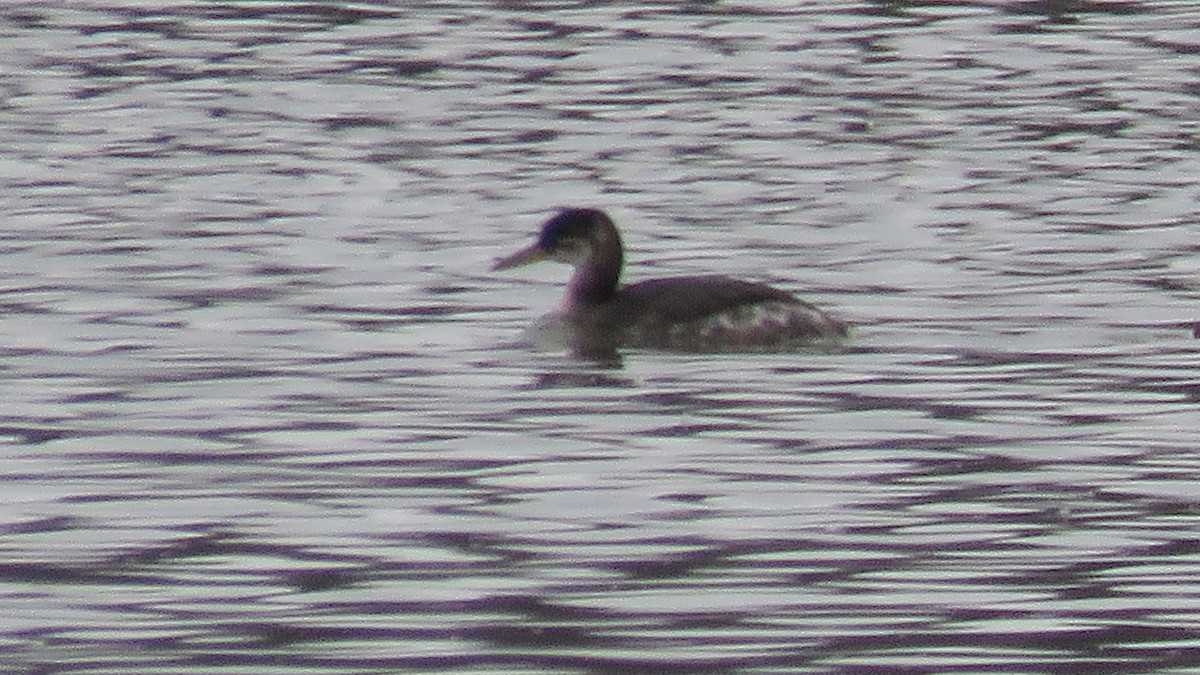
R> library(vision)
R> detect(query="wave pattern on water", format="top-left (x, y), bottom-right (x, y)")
top-left (2, 0), bottom-right (1200, 673)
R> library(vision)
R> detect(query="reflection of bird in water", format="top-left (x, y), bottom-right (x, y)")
top-left (493, 208), bottom-right (849, 356)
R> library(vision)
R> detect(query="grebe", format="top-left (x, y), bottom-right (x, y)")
top-left (493, 208), bottom-right (848, 354)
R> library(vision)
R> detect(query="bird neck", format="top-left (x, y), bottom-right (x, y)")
top-left (567, 225), bottom-right (623, 306)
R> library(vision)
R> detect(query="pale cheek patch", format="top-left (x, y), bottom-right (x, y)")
top-left (551, 241), bottom-right (590, 265)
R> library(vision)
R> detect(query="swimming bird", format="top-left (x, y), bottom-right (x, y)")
top-left (493, 208), bottom-right (848, 355)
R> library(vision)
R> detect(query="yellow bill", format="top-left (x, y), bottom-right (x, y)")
top-left (492, 243), bottom-right (549, 271)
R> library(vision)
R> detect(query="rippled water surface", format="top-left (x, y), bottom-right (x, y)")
top-left (3, 1), bottom-right (1200, 672)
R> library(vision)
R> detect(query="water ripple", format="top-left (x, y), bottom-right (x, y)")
top-left (2, 0), bottom-right (1200, 672)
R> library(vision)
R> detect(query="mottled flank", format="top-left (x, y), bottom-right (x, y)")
top-left (658, 299), bottom-right (848, 352)
top-left (614, 277), bottom-right (849, 352)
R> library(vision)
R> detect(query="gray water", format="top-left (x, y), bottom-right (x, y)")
top-left (2, 1), bottom-right (1200, 673)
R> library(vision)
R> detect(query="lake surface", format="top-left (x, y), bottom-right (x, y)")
top-left (2, 1), bottom-right (1200, 672)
